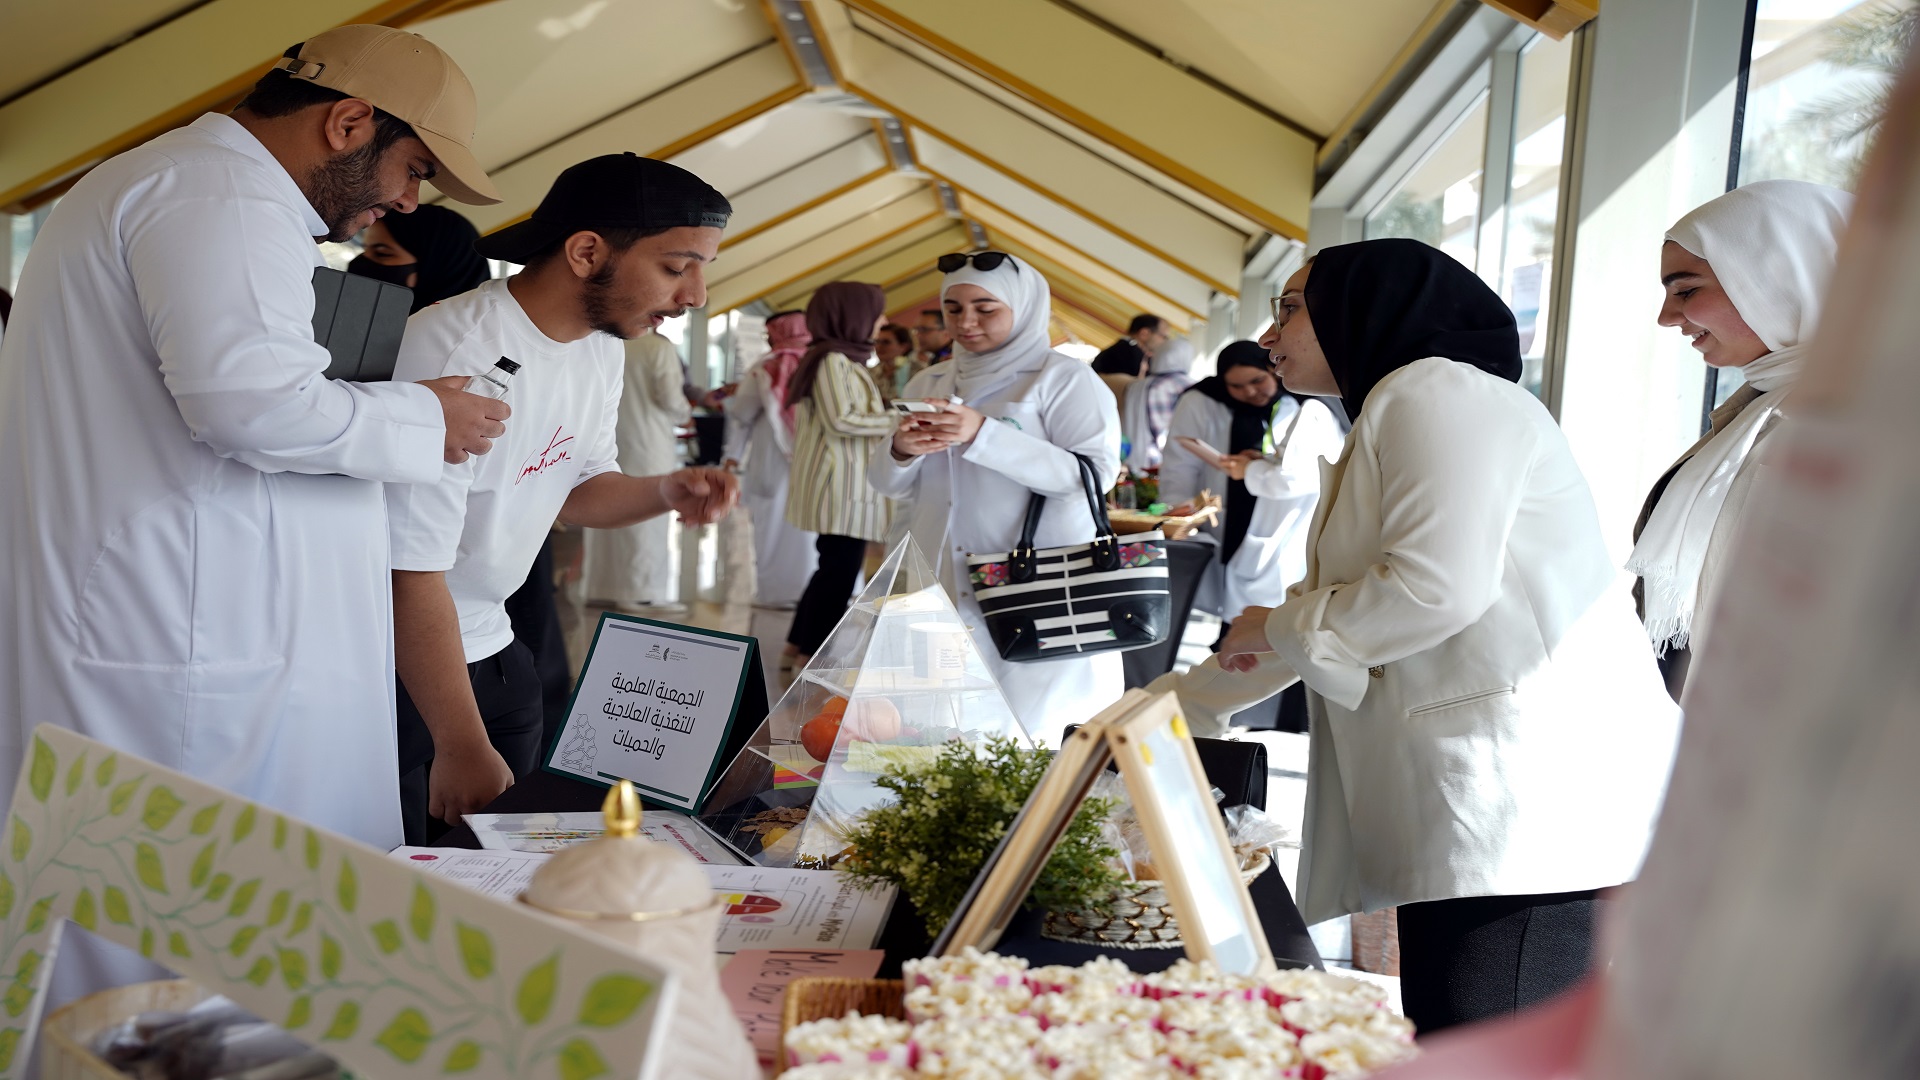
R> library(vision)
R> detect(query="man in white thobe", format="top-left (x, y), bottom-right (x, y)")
top-left (582, 332), bottom-right (696, 612)
top-left (0, 25), bottom-right (507, 852)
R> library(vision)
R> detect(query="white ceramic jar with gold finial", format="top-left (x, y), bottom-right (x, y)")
top-left (521, 781), bottom-right (756, 1079)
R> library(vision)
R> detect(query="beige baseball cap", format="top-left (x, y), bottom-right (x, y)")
top-left (272, 24), bottom-right (500, 205)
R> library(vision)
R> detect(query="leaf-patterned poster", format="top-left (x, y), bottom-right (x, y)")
top-left (0, 725), bottom-right (675, 1080)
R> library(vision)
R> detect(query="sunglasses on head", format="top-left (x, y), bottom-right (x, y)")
top-left (937, 251), bottom-right (1013, 274)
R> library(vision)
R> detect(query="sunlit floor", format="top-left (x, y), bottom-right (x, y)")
top-left (549, 512), bottom-right (1379, 995)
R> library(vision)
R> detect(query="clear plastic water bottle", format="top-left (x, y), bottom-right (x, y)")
top-left (468, 357), bottom-right (520, 400)
top-left (1114, 469), bottom-right (1137, 510)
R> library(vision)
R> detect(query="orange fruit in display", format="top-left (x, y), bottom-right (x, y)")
top-left (845, 697), bottom-right (902, 742)
top-left (800, 712), bottom-right (842, 762)
top-left (819, 697), bottom-right (849, 719)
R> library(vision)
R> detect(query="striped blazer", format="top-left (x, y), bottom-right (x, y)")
top-left (786, 352), bottom-right (894, 541)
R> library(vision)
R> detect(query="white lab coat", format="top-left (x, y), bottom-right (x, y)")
top-left (869, 353), bottom-right (1126, 746)
top-left (723, 358), bottom-right (817, 606)
top-left (582, 335), bottom-right (692, 603)
top-left (1154, 359), bottom-right (1680, 924)
top-left (1159, 392), bottom-right (1344, 619)
top-left (0, 113), bottom-right (444, 849)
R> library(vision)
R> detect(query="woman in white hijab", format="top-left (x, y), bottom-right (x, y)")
top-left (1121, 336), bottom-right (1196, 471)
top-left (869, 252), bottom-right (1125, 745)
top-left (1630, 179), bottom-right (1851, 696)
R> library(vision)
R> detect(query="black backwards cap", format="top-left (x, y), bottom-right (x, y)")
top-left (475, 152), bottom-right (731, 264)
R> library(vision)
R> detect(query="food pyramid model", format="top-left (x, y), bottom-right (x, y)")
top-left (698, 537), bottom-right (1032, 867)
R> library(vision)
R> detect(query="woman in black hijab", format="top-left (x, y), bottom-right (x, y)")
top-left (349, 204), bottom-right (491, 312)
top-left (1154, 239), bottom-right (1679, 1036)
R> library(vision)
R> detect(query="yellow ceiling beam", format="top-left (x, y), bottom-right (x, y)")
top-left (1480, 0), bottom-right (1598, 39)
top-left (836, 0), bottom-right (1311, 242)
top-left (980, 229), bottom-right (1138, 335)
top-left (717, 171), bottom-right (928, 276)
top-left (706, 197), bottom-right (946, 313)
top-left (955, 189), bottom-right (1198, 327)
top-left (833, 35), bottom-right (1244, 294)
top-left (0, 0), bottom-right (482, 211)
top-left (1049, 299), bottom-right (1122, 347)
top-left (771, 224), bottom-right (969, 310)
top-left (465, 44), bottom-right (803, 235)
top-left (724, 163), bottom-right (892, 249)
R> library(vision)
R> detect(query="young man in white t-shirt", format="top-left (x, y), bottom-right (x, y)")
top-left (386, 153), bottom-right (739, 843)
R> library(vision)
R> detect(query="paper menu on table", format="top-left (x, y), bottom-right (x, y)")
top-left (466, 809), bottom-right (745, 864)
top-left (389, 847), bottom-right (550, 900)
top-left (706, 866), bottom-right (896, 954)
top-left (721, 949), bottom-right (886, 1078)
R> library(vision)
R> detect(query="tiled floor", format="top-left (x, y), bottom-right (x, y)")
top-left (553, 516), bottom-right (1390, 1001)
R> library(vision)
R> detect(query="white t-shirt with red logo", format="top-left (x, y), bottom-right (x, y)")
top-left (387, 278), bottom-right (621, 661)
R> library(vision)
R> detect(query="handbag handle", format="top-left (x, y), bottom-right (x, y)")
top-left (1009, 452), bottom-right (1120, 582)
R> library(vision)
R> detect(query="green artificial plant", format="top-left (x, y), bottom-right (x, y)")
top-left (840, 736), bottom-right (1123, 938)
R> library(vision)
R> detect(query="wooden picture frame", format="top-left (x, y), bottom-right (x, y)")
top-left (934, 690), bottom-right (1272, 976)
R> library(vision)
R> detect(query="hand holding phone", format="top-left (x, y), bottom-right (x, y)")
top-left (1173, 435), bottom-right (1232, 470)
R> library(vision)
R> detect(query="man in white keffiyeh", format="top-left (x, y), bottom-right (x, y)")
top-left (1629, 179), bottom-right (1852, 693)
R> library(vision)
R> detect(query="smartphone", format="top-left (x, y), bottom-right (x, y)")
top-left (892, 400), bottom-right (942, 414)
top-left (1174, 435), bottom-right (1232, 469)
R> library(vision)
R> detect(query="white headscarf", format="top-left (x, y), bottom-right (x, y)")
top-left (1627, 179), bottom-right (1852, 652)
top-left (942, 254), bottom-right (1055, 402)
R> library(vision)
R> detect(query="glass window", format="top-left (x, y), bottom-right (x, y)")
top-left (1738, 0), bottom-right (1914, 190)
top-left (1364, 93), bottom-right (1491, 272)
top-left (1501, 32), bottom-right (1574, 399)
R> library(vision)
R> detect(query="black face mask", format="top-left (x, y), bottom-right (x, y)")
top-left (346, 255), bottom-right (416, 289)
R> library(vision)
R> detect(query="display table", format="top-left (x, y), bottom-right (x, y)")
top-left (436, 748), bottom-right (1323, 977)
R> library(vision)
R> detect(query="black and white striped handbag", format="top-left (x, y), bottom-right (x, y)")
top-left (965, 454), bottom-right (1171, 663)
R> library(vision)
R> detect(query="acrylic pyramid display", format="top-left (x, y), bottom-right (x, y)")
top-left (698, 536), bottom-right (1032, 867)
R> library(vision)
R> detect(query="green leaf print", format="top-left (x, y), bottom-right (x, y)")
top-left (409, 883), bottom-right (435, 942)
top-left (228, 878), bottom-right (262, 917)
top-left (108, 778), bottom-right (140, 816)
top-left (189, 841), bottom-right (216, 889)
top-left (206, 873), bottom-right (233, 902)
top-left (12, 952), bottom-right (39, 985)
top-left (374, 1008), bottom-right (434, 1063)
top-left (27, 737), bottom-right (54, 803)
top-left (285, 996), bottom-right (312, 1031)
top-left (337, 859), bottom-right (358, 913)
top-left (323, 1000), bottom-right (361, 1040)
top-left (266, 888), bottom-right (290, 927)
top-left (190, 802), bottom-right (222, 835)
top-left (134, 842), bottom-right (167, 893)
top-left (95, 753), bottom-right (117, 788)
top-left (319, 933), bottom-right (342, 980)
top-left (139, 928), bottom-right (154, 958)
top-left (141, 785), bottom-right (185, 831)
top-left (0, 871), bottom-right (13, 919)
top-left (168, 932), bottom-right (190, 959)
top-left (228, 925), bottom-right (260, 958)
top-left (441, 1039), bottom-right (483, 1072)
top-left (245, 956), bottom-right (273, 986)
top-left (64, 753), bottom-right (84, 796)
top-left (0, 1028), bottom-right (19, 1071)
top-left (290, 901), bottom-right (313, 936)
top-left (233, 804), bottom-right (256, 844)
top-left (278, 947), bottom-right (308, 990)
top-left (2, 982), bottom-right (32, 1020)
top-left (557, 1038), bottom-right (611, 1080)
top-left (454, 923), bottom-right (493, 980)
top-left (576, 974), bottom-right (652, 1028)
top-left (304, 829), bottom-right (322, 871)
top-left (23, 896), bottom-right (54, 934)
top-left (103, 886), bottom-right (132, 925)
top-left (71, 888), bottom-right (96, 931)
top-left (9, 818), bottom-right (28, 862)
top-left (516, 954), bottom-right (559, 1025)
top-left (371, 919), bottom-right (404, 954)
top-left (273, 816), bottom-right (287, 850)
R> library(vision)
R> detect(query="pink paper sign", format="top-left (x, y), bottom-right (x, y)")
top-left (720, 948), bottom-right (885, 1077)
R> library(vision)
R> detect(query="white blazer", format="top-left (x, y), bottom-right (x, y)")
top-left (1156, 358), bottom-right (1680, 923)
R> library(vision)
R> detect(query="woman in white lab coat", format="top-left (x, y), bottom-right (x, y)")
top-left (1156, 240), bottom-right (1679, 1034)
top-left (870, 252), bottom-right (1125, 746)
top-left (1159, 340), bottom-right (1346, 622)
top-left (583, 331), bottom-right (692, 610)
top-left (723, 311), bottom-right (817, 608)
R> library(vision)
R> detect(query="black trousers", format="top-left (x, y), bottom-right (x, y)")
top-left (396, 637), bottom-right (545, 846)
top-left (1396, 889), bottom-right (1601, 1036)
top-left (787, 534), bottom-right (869, 656)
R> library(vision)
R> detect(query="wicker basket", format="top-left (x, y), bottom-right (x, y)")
top-left (779, 976), bottom-right (906, 1066)
top-left (39, 979), bottom-right (211, 1080)
top-left (1042, 849), bottom-right (1270, 948)
top-left (1109, 494), bottom-right (1221, 541)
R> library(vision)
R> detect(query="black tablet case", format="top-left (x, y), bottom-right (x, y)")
top-left (311, 266), bottom-right (412, 381)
